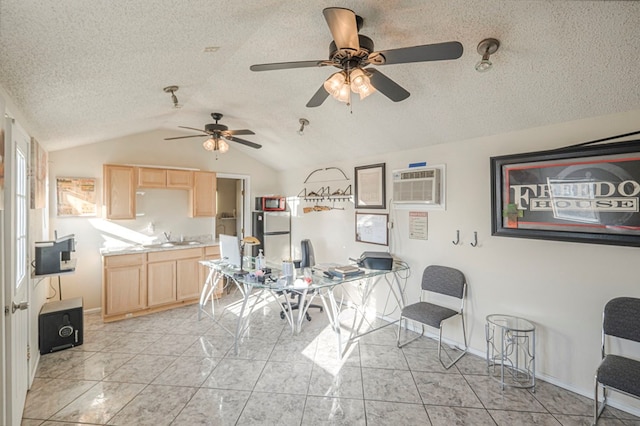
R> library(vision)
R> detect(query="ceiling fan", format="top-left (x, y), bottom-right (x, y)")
top-left (164, 112), bottom-right (262, 152)
top-left (250, 7), bottom-right (463, 107)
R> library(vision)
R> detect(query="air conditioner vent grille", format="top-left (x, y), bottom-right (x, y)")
top-left (392, 167), bottom-right (440, 204)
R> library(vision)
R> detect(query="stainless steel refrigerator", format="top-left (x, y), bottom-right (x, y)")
top-left (252, 211), bottom-right (292, 264)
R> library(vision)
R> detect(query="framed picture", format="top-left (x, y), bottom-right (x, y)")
top-left (354, 163), bottom-right (386, 209)
top-left (355, 212), bottom-right (388, 245)
top-left (56, 177), bottom-right (97, 217)
top-left (491, 139), bottom-right (640, 247)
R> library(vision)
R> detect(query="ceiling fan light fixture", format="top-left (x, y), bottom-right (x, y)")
top-left (324, 71), bottom-right (346, 95)
top-left (203, 138), bottom-right (216, 151)
top-left (475, 38), bottom-right (500, 73)
top-left (350, 68), bottom-right (375, 99)
top-left (218, 139), bottom-right (230, 153)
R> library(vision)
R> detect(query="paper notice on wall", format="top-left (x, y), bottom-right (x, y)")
top-left (409, 211), bottom-right (428, 240)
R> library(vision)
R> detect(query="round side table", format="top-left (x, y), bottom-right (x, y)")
top-left (485, 314), bottom-right (536, 391)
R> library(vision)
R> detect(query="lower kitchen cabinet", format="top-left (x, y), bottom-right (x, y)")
top-left (103, 253), bottom-right (147, 317)
top-left (146, 247), bottom-right (205, 308)
top-left (102, 245), bottom-right (219, 322)
top-left (147, 260), bottom-right (177, 307)
top-left (200, 245), bottom-right (222, 298)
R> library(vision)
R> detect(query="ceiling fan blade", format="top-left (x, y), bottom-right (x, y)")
top-left (250, 60), bottom-right (331, 72)
top-left (178, 126), bottom-right (209, 133)
top-left (371, 41), bottom-right (463, 65)
top-left (226, 136), bottom-right (262, 149)
top-left (164, 134), bottom-right (208, 141)
top-left (306, 85), bottom-right (330, 108)
top-left (323, 7), bottom-right (360, 51)
top-left (367, 68), bottom-right (410, 102)
top-left (224, 129), bottom-right (255, 136)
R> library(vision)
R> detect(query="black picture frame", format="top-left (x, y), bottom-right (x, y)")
top-left (491, 139), bottom-right (640, 247)
top-left (355, 212), bottom-right (389, 245)
top-left (354, 163), bottom-right (386, 209)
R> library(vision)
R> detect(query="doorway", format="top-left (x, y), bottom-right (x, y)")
top-left (3, 115), bottom-right (31, 426)
top-left (216, 174), bottom-right (250, 240)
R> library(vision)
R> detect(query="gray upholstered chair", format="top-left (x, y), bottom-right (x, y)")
top-left (397, 265), bottom-right (467, 369)
top-left (594, 297), bottom-right (640, 425)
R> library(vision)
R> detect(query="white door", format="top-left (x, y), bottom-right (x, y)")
top-left (4, 117), bottom-right (30, 425)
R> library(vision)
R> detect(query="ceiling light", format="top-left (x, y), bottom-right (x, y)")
top-left (349, 69), bottom-right (375, 100)
top-left (203, 137), bottom-right (230, 154)
top-left (163, 85), bottom-right (182, 108)
top-left (323, 68), bottom-right (378, 104)
top-left (298, 118), bottom-right (309, 136)
top-left (475, 38), bottom-right (500, 72)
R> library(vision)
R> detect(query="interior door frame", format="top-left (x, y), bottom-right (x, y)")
top-left (3, 114), bottom-right (31, 426)
top-left (216, 173), bottom-right (250, 239)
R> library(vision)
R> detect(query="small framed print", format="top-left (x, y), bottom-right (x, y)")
top-left (354, 163), bottom-right (386, 209)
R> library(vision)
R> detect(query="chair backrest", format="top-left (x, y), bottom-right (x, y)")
top-left (422, 265), bottom-right (466, 299)
top-left (300, 239), bottom-right (315, 268)
top-left (603, 297), bottom-right (640, 343)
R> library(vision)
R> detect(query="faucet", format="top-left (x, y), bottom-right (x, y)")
top-left (163, 231), bottom-right (172, 242)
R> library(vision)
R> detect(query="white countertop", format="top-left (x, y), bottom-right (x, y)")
top-left (100, 240), bottom-right (219, 256)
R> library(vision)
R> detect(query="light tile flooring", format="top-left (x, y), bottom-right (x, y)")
top-left (22, 291), bottom-right (639, 425)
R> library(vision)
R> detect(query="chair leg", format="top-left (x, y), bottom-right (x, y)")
top-left (438, 314), bottom-right (468, 370)
top-left (397, 317), bottom-right (425, 348)
top-left (593, 381), bottom-right (607, 426)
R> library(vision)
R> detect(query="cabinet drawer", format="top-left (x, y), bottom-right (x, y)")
top-left (147, 247), bottom-right (203, 262)
top-left (104, 253), bottom-right (145, 268)
top-left (204, 245), bottom-right (220, 256)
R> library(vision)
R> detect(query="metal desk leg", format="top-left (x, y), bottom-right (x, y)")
top-left (233, 284), bottom-right (253, 355)
top-left (319, 289), bottom-right (344, 359)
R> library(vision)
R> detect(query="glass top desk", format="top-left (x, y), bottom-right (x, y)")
top-left (199, 259), bottom-right (410, 357)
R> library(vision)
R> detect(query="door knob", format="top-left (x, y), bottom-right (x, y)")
top-left (12, 301), bottom-right (28, 313)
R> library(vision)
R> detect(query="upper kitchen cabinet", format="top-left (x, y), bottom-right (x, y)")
top-left (166, 169), bottom-right (193, 189)
top-left (137, 167), bottom-right (166, 188)
top-left (104, 164), bottom-right (135, 219)
top-left (190, 171), bottom-right (217, 217)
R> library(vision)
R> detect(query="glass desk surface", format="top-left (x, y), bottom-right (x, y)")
top-left (486, 314), bottom-right (535, 332)
top-left (199, 258), bottom-right (409, 290)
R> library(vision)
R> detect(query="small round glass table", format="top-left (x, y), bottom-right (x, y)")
top-left (485, 314), bottom-right (536, 391)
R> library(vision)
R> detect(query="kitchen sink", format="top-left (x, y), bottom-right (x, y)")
top-left (172, 241), bottom-right (202, 246)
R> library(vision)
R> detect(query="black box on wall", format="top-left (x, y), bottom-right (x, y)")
top-left (38, 297), bottom-right (83, 355)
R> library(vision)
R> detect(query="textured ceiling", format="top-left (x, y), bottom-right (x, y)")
top-left (1, 1), bottom-right (639, 171)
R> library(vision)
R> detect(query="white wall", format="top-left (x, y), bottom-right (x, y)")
top-left (279, 109), bottom-right (640, 412)
top-left (47, 130), bottom-right (280, 310)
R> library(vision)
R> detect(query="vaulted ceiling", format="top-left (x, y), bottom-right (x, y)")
top-left (1, 1), bottom-right (638, 171)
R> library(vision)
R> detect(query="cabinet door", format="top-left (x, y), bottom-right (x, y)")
top-left (177, 257), bottom-right (202, 300)
top-left (147, 261), bottom-right (177, 306)
top-left (138, 167), bottom-right (166, 188)
top-left (167, 169), bottom-right (193, 189)
top-left (200, 246), bottom-right (222, 298)
top-left (104, 164), bottom-right (135, 219)
top-left (190, 171), bottom-right (217, 217)
top-left (104, 264), bottom-right (146, 316)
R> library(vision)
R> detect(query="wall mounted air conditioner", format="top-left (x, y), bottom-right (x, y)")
top-left (392, 165), bottom-right (445, 209)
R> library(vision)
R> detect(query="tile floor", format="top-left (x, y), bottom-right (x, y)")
top-left (21, 291), bottom-right (639, 425)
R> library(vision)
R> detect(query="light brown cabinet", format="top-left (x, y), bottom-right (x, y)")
top-left (137, 167), bottom-right (167, 188)
top-left (104, 164), bottom-right (135, 219)
top-left (167, 169), bottom-right (193, 189)
top-left (147, 247), bottom-right (203, 307)
top-left (147, 260), bottom-right (176, 307)
top-left (102, 253), bottom-right (147, 316)
top-left (190, 171), bottom-right (217, 217)
top-left (200, 245), bottom-right (222, 298)
top-left (103, 245), bottom-right (219, 322)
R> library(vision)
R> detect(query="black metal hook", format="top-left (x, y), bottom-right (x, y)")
top-left (470, 231), bottom-right (479, 247)
top-left (452, 230), bottom-right (460, 245)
